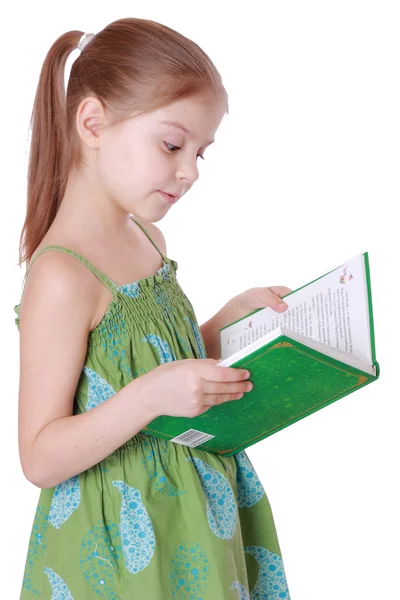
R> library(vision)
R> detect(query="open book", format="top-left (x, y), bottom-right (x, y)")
top-left (142, 252), bottom-right (379, 456)
top-left (219, 251), bottom-right (377, 375)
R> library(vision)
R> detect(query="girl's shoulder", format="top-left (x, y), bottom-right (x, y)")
top-left (15, 247), bottom-right (103, 334)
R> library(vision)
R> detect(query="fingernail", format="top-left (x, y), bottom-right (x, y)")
top-left (278, 302), bottom-right (288, 309)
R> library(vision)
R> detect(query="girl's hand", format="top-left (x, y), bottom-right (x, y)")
top-left (226, 285), bottom-right (293, 323)
top-left (137, 358), bottom-right (253, 418)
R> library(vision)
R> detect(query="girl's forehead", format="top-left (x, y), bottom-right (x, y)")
top-left (121, 95), bottom-right (225, 139)
top-left (153, 98), bottom-right (225, 134)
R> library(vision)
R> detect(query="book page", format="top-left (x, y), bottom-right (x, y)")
top-left (220, 254), bottom-right (373, 364)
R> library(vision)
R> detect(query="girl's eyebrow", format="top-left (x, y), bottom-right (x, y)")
top-left (159, 120), bottom-right (215, 145)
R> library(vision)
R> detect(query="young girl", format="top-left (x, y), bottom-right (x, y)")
top-left (14, 18), bottom-right (292, 599)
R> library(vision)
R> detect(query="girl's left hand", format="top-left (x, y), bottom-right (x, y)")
top-left (228, 286), bottom-right (293, 321)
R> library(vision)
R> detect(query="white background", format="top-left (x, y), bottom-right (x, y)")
top-left (2, 1), bottom-right (399, 598)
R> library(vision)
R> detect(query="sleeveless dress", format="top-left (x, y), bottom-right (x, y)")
top-left (14, 216), bottom-right (291, 600)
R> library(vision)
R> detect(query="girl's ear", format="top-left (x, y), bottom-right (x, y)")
top-left (75, 97), bottom-right (105, 149)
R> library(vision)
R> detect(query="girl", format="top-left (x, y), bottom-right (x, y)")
top-left (14, 18), bottom-right (292, 599)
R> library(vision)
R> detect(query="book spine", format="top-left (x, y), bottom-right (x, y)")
top-left (363, 252), bottom-right (377, 366)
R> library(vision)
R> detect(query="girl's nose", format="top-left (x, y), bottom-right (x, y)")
top-left (176, 161), bottom-right (200, 185)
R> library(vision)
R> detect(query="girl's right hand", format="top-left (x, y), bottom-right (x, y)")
top-left (136, 358), bottom-right (252, 418)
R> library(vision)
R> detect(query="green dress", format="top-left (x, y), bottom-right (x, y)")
top-left (14, 216), bottom-right (291, 599)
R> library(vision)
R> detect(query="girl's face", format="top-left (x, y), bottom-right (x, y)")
top-left (92, 93), bottom-right (226, 222)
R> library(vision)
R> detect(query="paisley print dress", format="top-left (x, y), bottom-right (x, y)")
top-left (14, 216), bottom-right (291, 599)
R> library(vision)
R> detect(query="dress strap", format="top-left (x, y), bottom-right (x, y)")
top-left (20, 245), bottom-right (116, 298)
top-left (129, 215), bottom-right (166, 260)
top-left (19, 218), bottom-right (165, 300)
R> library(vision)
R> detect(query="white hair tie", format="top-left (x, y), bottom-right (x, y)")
top-left (78, 32), bottom-right (95, 52)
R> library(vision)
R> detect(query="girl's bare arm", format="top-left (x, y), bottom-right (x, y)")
top-left (17, 252), bottom-right (158, 489)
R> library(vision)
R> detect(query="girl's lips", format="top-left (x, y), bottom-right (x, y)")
top-left (158, 190), bottom-right (178, 204)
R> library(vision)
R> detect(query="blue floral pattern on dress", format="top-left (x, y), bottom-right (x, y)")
top-left (83, 366), bottom-right (116, 410)
top-left (234, 451), bottom-right (265, 508)
top-left (185, 456), bottom-right (237, 539)
top-left (169, 542), bottom-right (210, 599)
top-left (183, 316), bottom-right (207, 358)
top-left (97, 311), bottom-right (133, 379)
top-left (112, 480), bottom-right (155, 574)
top-left (114, 281), bottom-right (140, 298)
top-left (80, 520), bottom-right (122, 599)
top-left (141, 333), bottom-right (176, 362)
top-left (139, 435), bottom-right (187, 497)
top-left (48, 476), bottom-right (81, 529)
top-left (44, 566), bottom-right (74, 599)
top-left (244, 546), bottom-right (290, 599)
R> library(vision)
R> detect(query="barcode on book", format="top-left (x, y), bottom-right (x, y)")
top-left (170, 429), bottom-right (215, 448)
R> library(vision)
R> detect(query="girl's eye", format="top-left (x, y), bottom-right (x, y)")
top-left (164, 142), bottom-right (205, 160)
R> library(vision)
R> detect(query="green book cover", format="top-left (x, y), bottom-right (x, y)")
top-left (142, 252), bottom-right (379, 457)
